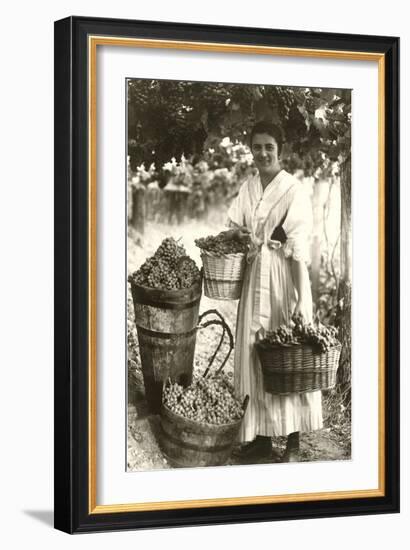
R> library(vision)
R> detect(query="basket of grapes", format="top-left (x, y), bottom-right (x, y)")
top-left (195, 231), bottom-right (247, 300)
top-left (255, 313), bottom-right (342, 395)
top-left (160, 310), bottom-right (249, 467)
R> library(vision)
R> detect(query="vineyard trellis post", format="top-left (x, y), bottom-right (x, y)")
top-left (131, 181), bottom-right (146, 234)
top-left (336, 155), bottom-right (352, 389)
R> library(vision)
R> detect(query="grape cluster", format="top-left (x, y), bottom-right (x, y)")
top-left (129, 237), bottom-right (200, 290)
top-left (263, 313), bottom-right (339, 352)
top-left (264, 325), bottom-right (300, 346)
top-left (163, 375), bottom-right (244, 425)
top-left (195, 231), bottom-right (247, 255)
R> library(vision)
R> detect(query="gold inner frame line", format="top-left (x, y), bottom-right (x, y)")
top-left (88, 35), bottom-right (385, 514)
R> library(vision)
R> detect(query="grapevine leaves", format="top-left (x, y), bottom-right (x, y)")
top-left (127, 79), bottom-right (351, 176)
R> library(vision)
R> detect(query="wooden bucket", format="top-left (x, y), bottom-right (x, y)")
top-left (129, 279), bottom-right (202, 413)
top-left (159, 311), bottom-right (247, 468)
top-left (160, 400), bottom-right (246, 468)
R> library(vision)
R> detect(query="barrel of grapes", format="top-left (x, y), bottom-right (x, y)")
top-left (129, 279), bottom-right (202, 413)
top-left (160, 404), bottom-right (244, 467)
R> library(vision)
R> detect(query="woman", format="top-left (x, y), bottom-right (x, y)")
top-left (227, 121), bottom-right (323, 462)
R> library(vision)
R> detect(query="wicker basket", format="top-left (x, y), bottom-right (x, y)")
top-left (255, 341), bottom-right (342, 395)
top-left (200, 251), bottom-right (246, 300)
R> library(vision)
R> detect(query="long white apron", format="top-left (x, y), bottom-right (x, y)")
top-left (228, 170), bottom-right (323, 442)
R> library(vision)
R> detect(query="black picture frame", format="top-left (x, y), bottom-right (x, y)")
top-left (54, 15), bottom-right (400, 534)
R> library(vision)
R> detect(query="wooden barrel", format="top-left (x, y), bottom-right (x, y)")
top-left (160, 404), bottom-right (243, 467)
top-left (129, 279), bottom-right (202, 413)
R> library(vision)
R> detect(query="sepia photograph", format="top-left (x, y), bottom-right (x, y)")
top-left (53, 14), bottom-right (399, 533)
top-left (126, 78), bottom-right (352, 472)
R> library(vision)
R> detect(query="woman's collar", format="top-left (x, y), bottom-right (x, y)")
top-left (258, 168), bottom-right (286, 194)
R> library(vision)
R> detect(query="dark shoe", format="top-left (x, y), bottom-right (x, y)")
top-left (232, 436), bottom-right (272, 459)
top-left (282, 431), bottom-right (300, 463)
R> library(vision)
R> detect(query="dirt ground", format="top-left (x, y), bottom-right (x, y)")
top-left (127, 364), bottom-right (350, 471)
top-left (127, 220), bottom-right (351, 472)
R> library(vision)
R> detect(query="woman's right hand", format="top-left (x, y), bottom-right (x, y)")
top-left (222, 226), bottom-right (251, 243)
top-left (234, 226), bottom-right (251, 244)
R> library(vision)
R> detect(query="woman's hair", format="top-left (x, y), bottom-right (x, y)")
top-left (249, 121), bottom-right (284, 156)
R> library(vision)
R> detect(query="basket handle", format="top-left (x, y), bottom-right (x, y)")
top-left (198, 308), bottom-right (226, 326)
top-left (200, 310), bottom-right (226, 366)
top-left (200, 319), bottom-right (226, 376)
top-left (197, 309), bottom-right (234, 378)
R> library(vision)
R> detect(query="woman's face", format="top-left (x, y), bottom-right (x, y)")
top-left (251, 133), bottom-right (281, 177)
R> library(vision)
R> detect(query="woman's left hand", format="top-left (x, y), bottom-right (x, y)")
top-left (293, 301), bottom-right (306, 321)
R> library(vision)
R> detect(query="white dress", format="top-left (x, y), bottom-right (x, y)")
top-left (227, 169), bottom-right (323, 442)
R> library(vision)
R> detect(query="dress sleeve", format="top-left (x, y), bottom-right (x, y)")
top-left (282, 184), bottom-right (312, 263)
top-left (226, 181), bottom-right (247, 227)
